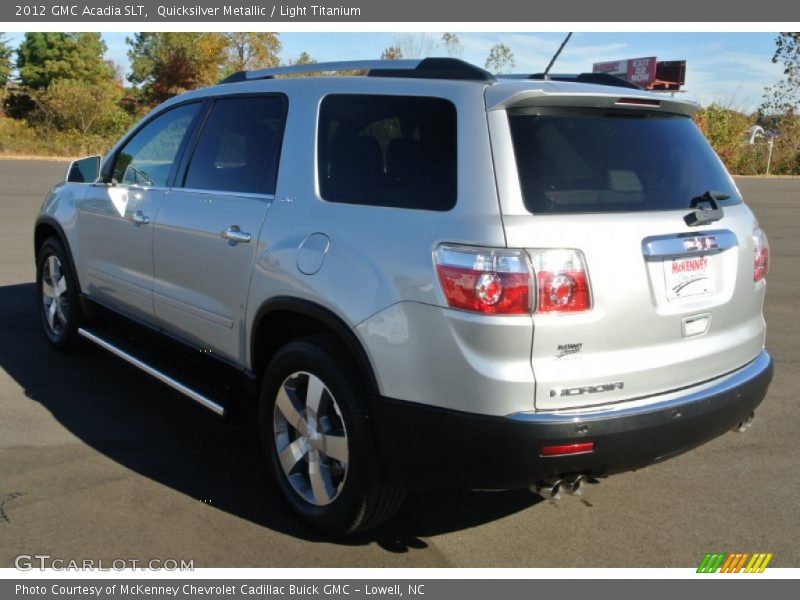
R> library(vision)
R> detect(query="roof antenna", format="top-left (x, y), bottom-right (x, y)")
top-left (543, 32), bottom-right (573, 80)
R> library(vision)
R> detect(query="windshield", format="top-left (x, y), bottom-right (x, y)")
top-left (507, 109), bottom-right (741, 214)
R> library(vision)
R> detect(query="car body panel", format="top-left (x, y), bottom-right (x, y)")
top-left (36, 73), bottom-right (769, 427)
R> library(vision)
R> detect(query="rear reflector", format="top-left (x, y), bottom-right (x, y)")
top-left (540, 442), bottom-right (596, 457)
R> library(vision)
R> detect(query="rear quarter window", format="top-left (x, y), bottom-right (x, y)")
top-left (317, 94), bottom-right (457, 211)
top-left (508, 109), bottom-right (741, 214)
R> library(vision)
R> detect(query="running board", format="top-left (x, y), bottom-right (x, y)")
top-left (78, 327), bottom-right (227, 416)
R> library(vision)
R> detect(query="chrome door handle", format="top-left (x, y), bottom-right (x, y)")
top-left (221, 225), bottom-right (251, 244)
top-left (131, 211), bottom-right (150, 225)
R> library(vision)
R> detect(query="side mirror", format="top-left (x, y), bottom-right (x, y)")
top-left (66, 155), bottom-right (102, 183)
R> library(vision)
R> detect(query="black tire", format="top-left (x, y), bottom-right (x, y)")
top-left (259, 335), bottom-right (405, 535)
top-left (36, 237), bottom-right (83, 351)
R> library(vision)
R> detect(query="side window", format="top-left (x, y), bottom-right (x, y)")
top-left (112, 103), bottom-right (201, 187)
top-left (183, 96), bottom-right (287, 195)
top-left (318, 94), bottom-right (457, 211)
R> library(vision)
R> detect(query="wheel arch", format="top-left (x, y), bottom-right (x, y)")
top-left (250, 297), bottom-right (380, 397)
top-left (34, 216), bottom-right (82, 294)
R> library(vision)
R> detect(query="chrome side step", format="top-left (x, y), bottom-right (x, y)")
top-left (78, 327), bottom-right (227, 416)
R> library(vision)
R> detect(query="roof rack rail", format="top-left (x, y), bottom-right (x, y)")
top-left (498, 72), bottom-right (641, 90)
top-left (220, 58), bottom-right (496, 84)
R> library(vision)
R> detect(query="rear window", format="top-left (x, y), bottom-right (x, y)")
top-left (317, 94), bottom-right (457, 211)
top-left (508, 109), bottom-right (741, 214)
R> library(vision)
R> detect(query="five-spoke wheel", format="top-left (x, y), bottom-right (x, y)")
top-left (260, 336), bottom-right (405, 535)
top-left (41, 254), bottom-right (69, 337)
top-left (36, 237), bottom-right (82, 349)
top-left (274, 371), bottom-right (349, 506)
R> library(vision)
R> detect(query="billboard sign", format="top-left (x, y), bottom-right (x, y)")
top-left (592, 56), bottom-right (658, 87)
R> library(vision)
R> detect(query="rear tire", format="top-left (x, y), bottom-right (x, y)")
top-left (36, 237), bottom-right (83, 351)
top-left (259, 335), bottom-right (405, 535)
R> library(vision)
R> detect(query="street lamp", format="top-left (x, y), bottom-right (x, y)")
top-left (748, 125), bottom-right (775, 175)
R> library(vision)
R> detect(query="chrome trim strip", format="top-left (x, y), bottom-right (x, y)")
top-left (171, 188), bottom-right (275, 201)
top-left (641, 229), bottom-right (738, 261)
top-left (78, 328), bottom-right (226, 416)
top-left (509, 350), bottom-right (770, 423)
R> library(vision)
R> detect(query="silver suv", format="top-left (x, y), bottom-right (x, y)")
top-left (34, 58), bottom-right (773, 534)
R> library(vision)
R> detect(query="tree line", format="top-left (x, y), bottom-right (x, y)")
top-left (0, 31), bottom-right (516, 156)
top-left (693, 33), bottom-right (800, 175)
top-left (0, 31), bottom-right (797, 175)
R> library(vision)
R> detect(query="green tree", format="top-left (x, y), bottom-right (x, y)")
top-left (288, 52), bottom-right (317, 65)
top-left (127, 32), bottom-right (228, 103)
top-left (222, 32), bottom-right (281, 73)
top-left (128, 33), bottom-right (283, 102)
top-left (0, 33), bottom-right (12, 87)
top-left (762, 32), bottom-right (800, 114)
top-left (17, 33), bottom-right (114, 89)
top-left (485, 43), bottom-right (515, 74)
top-left (32, 78), bottom-right (127, 138)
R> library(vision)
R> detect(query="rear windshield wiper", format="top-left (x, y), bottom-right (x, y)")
top-left (684, 190), bottom-right (728, 227)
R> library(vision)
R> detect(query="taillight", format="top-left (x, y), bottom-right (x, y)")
top-left (753, 227), bottom-right (769, 282)
top-left (434, 245), bottom-right (531, 315)
top-left (530, 249), bottom-right (592, 314)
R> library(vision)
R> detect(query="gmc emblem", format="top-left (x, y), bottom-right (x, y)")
top-left (683, 236), bottom-right (719, 252)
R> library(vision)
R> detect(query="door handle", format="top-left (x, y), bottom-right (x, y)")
top-left (131, 211), bottom-right (150, 225)
top-left (221, 225), bottom-right (251, 244)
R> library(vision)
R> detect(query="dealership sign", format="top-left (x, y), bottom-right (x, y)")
top-left (592, 56), bottom-right (658, 86)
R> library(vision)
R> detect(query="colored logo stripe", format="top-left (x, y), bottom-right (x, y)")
top-left (697, 553), bottom-right (773, 573)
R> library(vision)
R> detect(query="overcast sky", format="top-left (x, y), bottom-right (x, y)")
top-left (6, 32), bottom-right (783, 111)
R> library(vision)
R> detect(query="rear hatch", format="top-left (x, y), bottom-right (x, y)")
top-left (486, 82), bottom-right (767, 410)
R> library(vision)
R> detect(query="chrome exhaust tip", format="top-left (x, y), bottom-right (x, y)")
top-left (534, 479), bottom-right (565, 500)
top-left (566, 474), bottom-right (588, 497)
top-left (734, 412), bottom-right (755, 433)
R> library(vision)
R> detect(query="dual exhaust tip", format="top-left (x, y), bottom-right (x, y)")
top-left (534, 474), bottom-right (588, 500)
top-left (536, 412), bottom-right (757, 499)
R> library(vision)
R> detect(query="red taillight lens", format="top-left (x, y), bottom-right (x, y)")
top-left (540, 442), bottom-right (595, 457)
top-left (753, 227), bottom-right (769, 282)
top-left (530, 250), bottom-right (592, 314)
top-left (434, 245), bottom-right (531, 315)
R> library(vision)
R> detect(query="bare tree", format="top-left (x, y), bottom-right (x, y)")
top-left (380, 46), bottom-right (403, 60)
top-left (393, 33), bottom-right (437, 59)
top-left (439, 33), bottom-right (463, 58)
top-left (485, 43), bottom-right (515, 74)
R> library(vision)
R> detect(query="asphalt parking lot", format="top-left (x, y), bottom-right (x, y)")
top-left (0, 159), bottom-right (798, 568)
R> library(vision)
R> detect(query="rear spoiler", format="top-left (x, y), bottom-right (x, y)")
top-left (498, 72), bottom-right (641, 90)
top-left (486, 83), bottom-right (697, 117)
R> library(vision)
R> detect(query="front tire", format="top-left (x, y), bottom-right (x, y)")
top-left (259, 335), bottom-right (405, 535)
top-left (36, 237), bottom-right (83, 350)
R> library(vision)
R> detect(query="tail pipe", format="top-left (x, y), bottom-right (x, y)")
top-left (534, 474), bottom-right (588, 500)
top-left (734, 412), bottom-right (755, 433)
top-left (534, 479), bottom-right (565, 500)
top-left (566, 474), bottom-right (588, 497)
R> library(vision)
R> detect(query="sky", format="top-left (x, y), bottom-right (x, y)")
top-left (5, 32), bottom-right (784, 111)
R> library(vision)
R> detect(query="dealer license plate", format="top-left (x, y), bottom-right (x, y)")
top-left (664, 256), bottom-right (716, 300)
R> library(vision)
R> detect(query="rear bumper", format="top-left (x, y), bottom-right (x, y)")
top-left (369, 350), bottom-right (773, 492)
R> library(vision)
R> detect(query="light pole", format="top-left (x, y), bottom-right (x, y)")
top-left (748, 125), bottom-right (775, 175)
